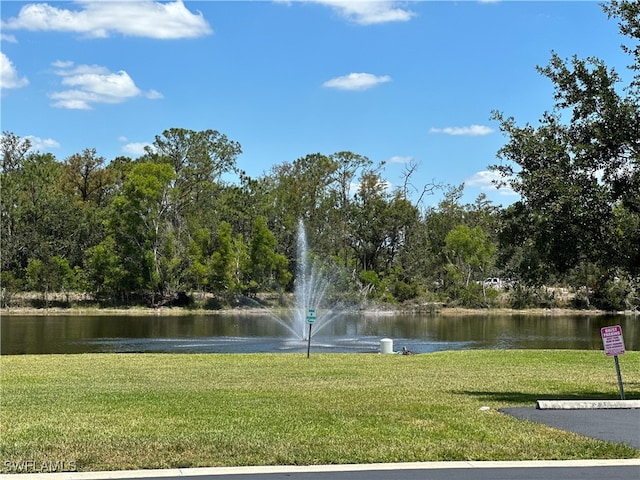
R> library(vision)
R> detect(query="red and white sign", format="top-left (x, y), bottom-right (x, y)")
top-left (601, 325), bottom-right (625, 357)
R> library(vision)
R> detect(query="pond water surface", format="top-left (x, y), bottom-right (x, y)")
top-left (1, 312), bottom-right (638, 355)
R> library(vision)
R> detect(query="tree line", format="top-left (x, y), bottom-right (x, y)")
top-left (1, 2), bottom-right (638, 312)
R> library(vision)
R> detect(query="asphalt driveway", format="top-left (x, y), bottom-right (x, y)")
top-left (499, 407), bottom-right (640, 449)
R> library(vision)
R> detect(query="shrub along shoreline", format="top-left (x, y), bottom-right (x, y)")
top-left (1, 351), bottom-right (638, 472)
top-left (5, 287), bottom-right (639, 317)
top-left (1, 290), bottom-right (635, 317)
top-left (1, 305), bottom-right (635, 317)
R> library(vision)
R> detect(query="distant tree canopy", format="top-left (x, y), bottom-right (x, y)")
top-left (490, 0), bottom-right (639, 307)
top-left (1, 5), bottom-right (638, 311)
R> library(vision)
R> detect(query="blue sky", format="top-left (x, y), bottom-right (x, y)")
top-left (0, 1), bottom-right (632, 207)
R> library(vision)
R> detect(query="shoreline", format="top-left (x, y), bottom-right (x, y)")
top-left (1, 305), bottom-right (637, 317)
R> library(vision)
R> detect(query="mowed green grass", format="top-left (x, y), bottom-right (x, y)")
top-left (1, 350), bottom-right (638, 471)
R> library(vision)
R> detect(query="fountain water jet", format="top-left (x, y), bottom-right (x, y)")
top-left (292, 219), bottom-right (337, 340)
top-left (241, 219), bottom-right (344, 343)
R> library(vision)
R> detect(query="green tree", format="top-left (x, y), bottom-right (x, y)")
top-left (328, 151), bottom-right (372, 267)
top-left (0, 271), bottom-right (23, 308)
top-left (266, 153), bottom-right (338, 261)
top-left (495, 202), bottom-right (549, 285)
top-left (420, 186), bottom-right (467, 288)
top-left (26, 255), bottom-right (75, 306)
top-left (186, 227), bottom-right (212, 293)
top-left (491, 106), bottom-right (615, 277)
top-left (108, 162), bottom-right (176, 302)
top-left (3, 152), bottom-right (83, 271)
top-left (147, 127), bottom-right (241, 226)
top-left (1, 131), bottom-right (31, 172)
top-left (490, 4), bottom-right (639, 302)
top-left (348, 169), bottom-right (421, 300)
top-left (384, 191), bottom-right (420, 269)
top-left (445, 224), bottom-right (496, 289)
top-left (142, 128), bottom-right (244, 298)
top-left (105, 156), bottom-right (134, 198)
top-left (0, 133), bottom-right (30, 273)
top-left (249, 216), bottom-right (291, 292)
top-left (61, 148), bottom-right (111, 204)
top-left (603, 1), bottom-right (640, 91)
top-left (81, 236), bottom-right (125, 298)
top-left (350, 171), bottom-right (389, 273)
top-left (209, 221), bottom-right (235, 293)
top-left (231, 233), bottom-right (249, 294)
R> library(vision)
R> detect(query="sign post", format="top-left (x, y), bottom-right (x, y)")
top-left (306, 308), bottom-right (316, 359)
top-left (600, 325), bottom-right (626, 400)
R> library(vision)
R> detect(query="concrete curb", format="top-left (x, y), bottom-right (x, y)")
top-left (536, 399), bottom-right (640, 410)
top-left (2, 460), bottom-right (640, 480)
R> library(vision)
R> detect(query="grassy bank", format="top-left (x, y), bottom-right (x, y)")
top-left (1, 351), bottom-right (639, 472)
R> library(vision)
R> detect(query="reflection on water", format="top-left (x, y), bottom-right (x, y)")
top-left (1, 312), bottom-right (638, 355)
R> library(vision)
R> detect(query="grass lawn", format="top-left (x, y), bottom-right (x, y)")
top-left (1, 350), bottom-right (639, 472)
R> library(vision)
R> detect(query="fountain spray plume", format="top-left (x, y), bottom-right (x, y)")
top-left (238, 219), bottom-right (341, 342)
top-left (294, 219), bottom-right (335, 340)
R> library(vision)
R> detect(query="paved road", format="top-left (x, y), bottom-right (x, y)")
top-left (123, 461), bottom-right (640, 480)
top-left (500, 407), bottom-right (640, 449)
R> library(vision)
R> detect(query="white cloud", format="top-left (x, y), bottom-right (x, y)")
top-left (118, 136), bottom-right (154, 156)
top-left (465, 170), bottom-right (517, 196)
top-left (49, 61), bottom-right (162, 110)
top-left (25, 135), bottom-right (61, 151)
top-left (51, 60), bottom-right (74, 69)
top-left (1, 1), bottom-right (212, 39)
top-left (122, 142), bottom-right (152, 156)
top-left (145, 89), bottom-right (164, 100)
top-left (323, 72), bottom-right (391, 91)
top-left (430, 125), bottom-right (494, 136)
top-left (0, 52), bottom-right (29, 90)
top-left (307, 1), bottom-right (415, 25)
top-left (1, 33), bottom-right (18, 43)
top-left (388, 155), bottom-right (413, 164)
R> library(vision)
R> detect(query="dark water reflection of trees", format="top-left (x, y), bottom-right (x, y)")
top-left (1, 313), bottom-right (638, 355)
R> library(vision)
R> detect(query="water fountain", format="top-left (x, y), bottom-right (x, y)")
top-left (260, 219), bottom-right (341, 342)
top-left (292, 219), bottom-right (337, 340)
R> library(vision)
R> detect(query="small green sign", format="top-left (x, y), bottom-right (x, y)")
top-left (306, 308), bottom-right (316, 324)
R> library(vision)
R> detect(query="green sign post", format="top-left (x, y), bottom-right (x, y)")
top-left (306, 308), bottom-right (316, 358)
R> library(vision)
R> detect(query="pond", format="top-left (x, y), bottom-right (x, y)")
top-left (1, 312), bottom-right (638, 355)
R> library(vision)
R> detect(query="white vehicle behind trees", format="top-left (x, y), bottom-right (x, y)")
top-left (484, 278), bottom-right (503, 288)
